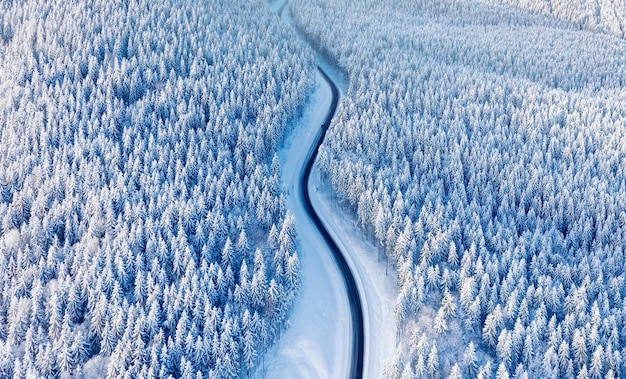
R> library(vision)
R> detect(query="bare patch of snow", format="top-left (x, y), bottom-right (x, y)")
top-left (2, 228), bottom-right (20, 249)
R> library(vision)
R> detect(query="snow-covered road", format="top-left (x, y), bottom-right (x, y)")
top-left (252, 71), bottom-right (351, 379)
top-left (253, 2), bottom-right (397, 378)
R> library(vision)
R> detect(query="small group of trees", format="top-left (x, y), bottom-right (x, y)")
top-left (0, 0), bottom-right (314, 377)
top-left (292, 0), bottom-right (626, 377)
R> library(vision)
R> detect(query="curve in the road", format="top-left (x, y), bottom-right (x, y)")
top-left (277, 1), bottom-right (288, 17)
top-left (276, 3), bottom-right (364, 377)
top-left (299, 66), bottom-right (365, 379)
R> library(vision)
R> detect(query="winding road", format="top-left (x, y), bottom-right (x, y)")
top-left (273, 3), bottom-right (366, 378)
top-left (299, 67), bottom-right (365, 379)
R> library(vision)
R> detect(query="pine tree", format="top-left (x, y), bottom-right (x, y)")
top-left (0, 342), bottom-right (14, 379)
top-left (483, 314), bottom-right (499, 348)
top-left (35, 343), bottom-right (56, 377)
top-left (414, 352), bottom-right (426, 378)
top-left (448, 241), bottom-right (459, 267)
top-left (558, 341), bottom-right (571, 371)
top-left (441, 290), bottom-right (457, 317)
top-left (449, 363), bottom-right (462, 379)
top-left (401, 363), bottom-right (413, 379)
top-left (578, 365), bottom-right (589, 379)
top-left (434, 308), bottom-right (448, 333)
top-left (464, 341), bottom-right (478, 377)
top-left (73, 330), bottom-right (91, 364)
top-left (285, 253), bottom-right (301, 293)
top-left (496, 362), bottom-right (510, 379)
top-left (589, 345), bottom-right (604, 379)
top-left (573, 329), bottom-right (587, 368)
top-left (100, 321), bottom-right (116, 357)
top-left (522, 334), bottom-right (533, 365)
top-left (497, 330), bottom-right (513, 369)
top-left (58, 316), bottom-right (75, 374)
top-left (542, 346), bottom-right (558, 377)
top-left (243, 329), bottom-right (257, 375)
top-left (427, 344), bottom-right (439, 377)
top-left (221, 238), bottom-right (233, 269)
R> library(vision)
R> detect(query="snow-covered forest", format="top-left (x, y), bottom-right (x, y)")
top-left (483, 0), bottom-right (626, 39)
top-left (0, 0), bottom-right (315, 377)
top-left (291, 0), bottom-right (626, 377)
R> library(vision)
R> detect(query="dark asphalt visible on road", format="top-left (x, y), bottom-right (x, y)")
top-left (298, 65), bottom-right (365, 379)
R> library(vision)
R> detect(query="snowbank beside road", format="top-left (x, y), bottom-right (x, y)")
top-left (310, 170), bottom-right (397, 379)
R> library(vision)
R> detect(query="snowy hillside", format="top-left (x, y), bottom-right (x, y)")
top-left (0, 0), bottom-right (314, 377)
top-left (290, 0), bottom-right (626, 377)
top-left (482, 0), bottom-right (626, 39)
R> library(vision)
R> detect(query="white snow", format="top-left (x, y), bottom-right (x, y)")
top-left (2, 228), bottom-right (20, 249)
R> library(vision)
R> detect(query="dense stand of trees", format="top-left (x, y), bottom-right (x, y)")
top-left (484, 0), bottom-right (626, 39)
top-left (291, 0), bottom-right (626, 378)
top-left (0, 0), bottom-right (314, 377)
